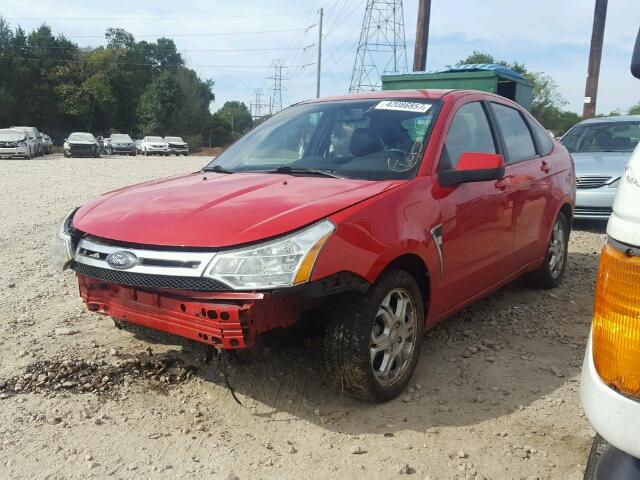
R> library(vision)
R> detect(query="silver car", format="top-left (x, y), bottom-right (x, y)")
top-left (561, 115), bottom-right (640, 220)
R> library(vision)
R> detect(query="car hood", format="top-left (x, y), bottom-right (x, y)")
top-left (68, 140), bottom-right (96, 145)
top-left (73, 172), bottom-right (400, 247)
top-left (572, 152), bottom-right (631, 177)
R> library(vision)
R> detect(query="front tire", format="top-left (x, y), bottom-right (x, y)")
top-left (324, 269), bottom-right (424, 402)
top-left (525, 211), bottom-right (569, 289)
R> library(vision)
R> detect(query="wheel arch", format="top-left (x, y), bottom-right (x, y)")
top-left (376, 253), bottom-right (431, 313)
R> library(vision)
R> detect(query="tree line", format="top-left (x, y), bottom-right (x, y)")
top-left (0, 20), bottom-right (251, 147)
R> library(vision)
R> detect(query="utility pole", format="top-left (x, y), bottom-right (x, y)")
top-left (316, 8), bottom-right (323, 98)
top-left (583, 0), bottom-right (608, 119)
top-left (412, 0), bottom-right (431, 71)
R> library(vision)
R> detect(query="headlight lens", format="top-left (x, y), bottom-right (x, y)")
top-left (63, 142), bottom-right (69, 149)
top-left (204, 220), bottom-right (335, 289)
top-left (606, 177), bottom-right (621, 188)
top-left (51, 209), bottom-right (77, 271)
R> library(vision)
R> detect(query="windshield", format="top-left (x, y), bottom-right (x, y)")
top-left (166, 136), bottom-right (183, 142)
top-left (68, 133), bottom-right (95, 142)
top-left (148, 136), bottom-right (164, 142)
top-left (0, 129), bottom-right (26, 141)
top-left (111, 134), bottom-right (132, 142)
top-left (205, 99), bottom-right (439, 181)
top-left (562, 121), bottom-right (640, 153)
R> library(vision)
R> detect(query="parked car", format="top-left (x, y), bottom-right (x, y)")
top-left (10, 126), bottom-right (42, 156)
top-left (41, 134), bottom-right (54, 155)
top-left (140, 136), bottom-right (169, 156)
top-left (580, 29), bottom-right (640, 479)
top-left (0, 128), bottom-right (34, 159)
top-left (561, 115), bottom-right (640, 220)
top-left (109, 133), bottom-right (136, 156)
top-left (63, 132), bottom-right (100, 158)
top-left (53, 90), bottom-right (575, 402)
top-left (135, 139), bottom-right (143, 154)
top-left (165, 136), bottom-right (189, 156)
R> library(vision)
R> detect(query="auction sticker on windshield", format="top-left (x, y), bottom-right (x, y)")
top-left (374, 100), bottom-right (432, 113)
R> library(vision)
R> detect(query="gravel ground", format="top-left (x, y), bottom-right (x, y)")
top-left (0, 155), bottom-right (607, 479)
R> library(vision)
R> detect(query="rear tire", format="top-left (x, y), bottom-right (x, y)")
top-left (525, 211), bottom-right (569, 289)
top-left (324, 269), bottom-right (424, 402)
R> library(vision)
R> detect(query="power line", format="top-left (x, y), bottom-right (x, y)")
top-left (3, 11), bottom-right (308, 21)
top-left (10, 45), bottom-right (309, 53)
top-left (62, 28), bottom-right (301, 38)
top-left (0, 57), bottom-right (313, 69)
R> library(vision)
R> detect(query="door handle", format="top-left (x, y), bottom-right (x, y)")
top-left (495, 177), bottom-right (512, 190)
top-left (541, 160), bottom-right (551, 173)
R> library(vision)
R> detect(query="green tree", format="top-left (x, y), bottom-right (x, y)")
top-left (205, 113), bottom-right (233, 147)
top-left (216, 101), bottom-right (251, 138)
top-left (138, 71), bottom-right (184, 135)
top-left (629, 102), bottom-right (640, 115)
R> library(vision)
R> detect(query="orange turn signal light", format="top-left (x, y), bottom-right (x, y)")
top-left (592, 244), bottom-right (640, 398)
top-left (293, 233), bottom-right (332, 285)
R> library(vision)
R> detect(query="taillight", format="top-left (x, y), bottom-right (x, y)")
top-left (592, 243), bottom-right (640, 398)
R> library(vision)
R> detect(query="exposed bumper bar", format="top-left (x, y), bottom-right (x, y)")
top-left (77, 275), bottom-right (303, 349)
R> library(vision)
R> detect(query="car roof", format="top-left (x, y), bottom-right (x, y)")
top-left (578, 115), bottom-right (640, 124)
top-left (70, 132), bottom-right (94, 136)
top-left (297, 89), bottom-right (525, 107)
top-left (299, 89), bottom-right (454, 104)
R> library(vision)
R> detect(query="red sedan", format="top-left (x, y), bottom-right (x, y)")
top-left (53, 90), bottom-right (575, 402)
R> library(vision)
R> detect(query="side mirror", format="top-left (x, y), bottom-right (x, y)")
top-left (439, 152), bottom-right (505, 187)
top-left (632, 26), bottom-right (640, 79)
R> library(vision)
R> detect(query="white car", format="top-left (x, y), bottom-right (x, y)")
top-left (141, 136), bottom-right (169, 156)
top-left (580, 29), bottom-right (640, 479)
top-left (11, 126), bottom-right (42, 156)
top-left (0, 128), bottom-right (35, 159)
top-left (164, 136), bottom-right (189, 156)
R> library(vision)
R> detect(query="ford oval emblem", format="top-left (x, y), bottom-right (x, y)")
top-left (106, 251), bottom-right (138, 270)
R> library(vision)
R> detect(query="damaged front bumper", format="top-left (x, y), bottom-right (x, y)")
top-left (77, 274), bottom-right (306, 349)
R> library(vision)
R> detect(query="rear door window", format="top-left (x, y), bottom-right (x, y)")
top-left (527, 117), bottom-right (554, 155)
top-left (440, 102), bottom-right (496, 171)
top-left (491, 103), bottom-right (537, 163)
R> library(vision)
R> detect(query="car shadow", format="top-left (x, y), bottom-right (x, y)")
top-left (141, 249), bottom-right (599, 435)
top-left (573, 218), bottom-right (608, 234)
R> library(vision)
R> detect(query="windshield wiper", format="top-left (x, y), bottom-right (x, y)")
top-left (202, 165), bottom-right (235, 174)
top-left (260, 166), bottom-right (343, 179)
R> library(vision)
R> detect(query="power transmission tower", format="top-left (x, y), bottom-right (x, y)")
top-left (250, 89), bottom-right (265, 121)
top-left (268, 59), bottom-right (284, 114)
top-left (349, 0), bottom-right (408, 92)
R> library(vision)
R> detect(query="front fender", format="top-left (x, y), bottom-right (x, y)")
top-left (312, 178), bottom-right (443, 310)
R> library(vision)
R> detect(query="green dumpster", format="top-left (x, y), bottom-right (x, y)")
top-left (381, 64), bottom-right (534, 111)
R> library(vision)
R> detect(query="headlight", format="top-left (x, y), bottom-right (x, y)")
top-left (606, 177), bottom-right (620, 188)
top-left (203, 220), bottom-right (335, 290)
top-left (51, 208), bottom-right (77, 271)
top-left (63, 142), bottom-right (69, 149)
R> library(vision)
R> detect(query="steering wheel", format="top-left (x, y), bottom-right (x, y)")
top-left (385, 148), bottom-right (415, 172)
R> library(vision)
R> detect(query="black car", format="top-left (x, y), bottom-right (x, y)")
top-left (109, 133), bottom-right (136, 156)
top-left (64, 132), bottom-right (100, 158)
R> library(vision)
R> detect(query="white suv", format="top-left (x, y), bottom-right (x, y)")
top-left (580, 28), bottom-right (640, 479)
top-left (140, 136), bottom-right (169, 156)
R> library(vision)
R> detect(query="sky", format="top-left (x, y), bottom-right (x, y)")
top-left (3, 0), bottom-right (639, 115)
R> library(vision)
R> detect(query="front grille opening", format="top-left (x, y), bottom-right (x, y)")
top-left (72, 262), bottom-right (229, 291)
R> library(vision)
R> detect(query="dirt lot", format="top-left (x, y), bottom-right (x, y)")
top-left (0, 155), bottom-right (606, 479)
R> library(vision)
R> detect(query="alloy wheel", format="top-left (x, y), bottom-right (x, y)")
top-left (370, 288), bottom-right (418, 385)
top-left (548, 218), bottom-right (567, 278)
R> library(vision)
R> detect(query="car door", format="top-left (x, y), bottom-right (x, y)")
top-left (489, 101), bottom-right (551, 266)
top-left (433, 99), bottom-right (518, 311)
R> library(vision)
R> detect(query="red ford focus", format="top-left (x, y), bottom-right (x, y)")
top-left (53, 90), bottom-right (575, 402)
